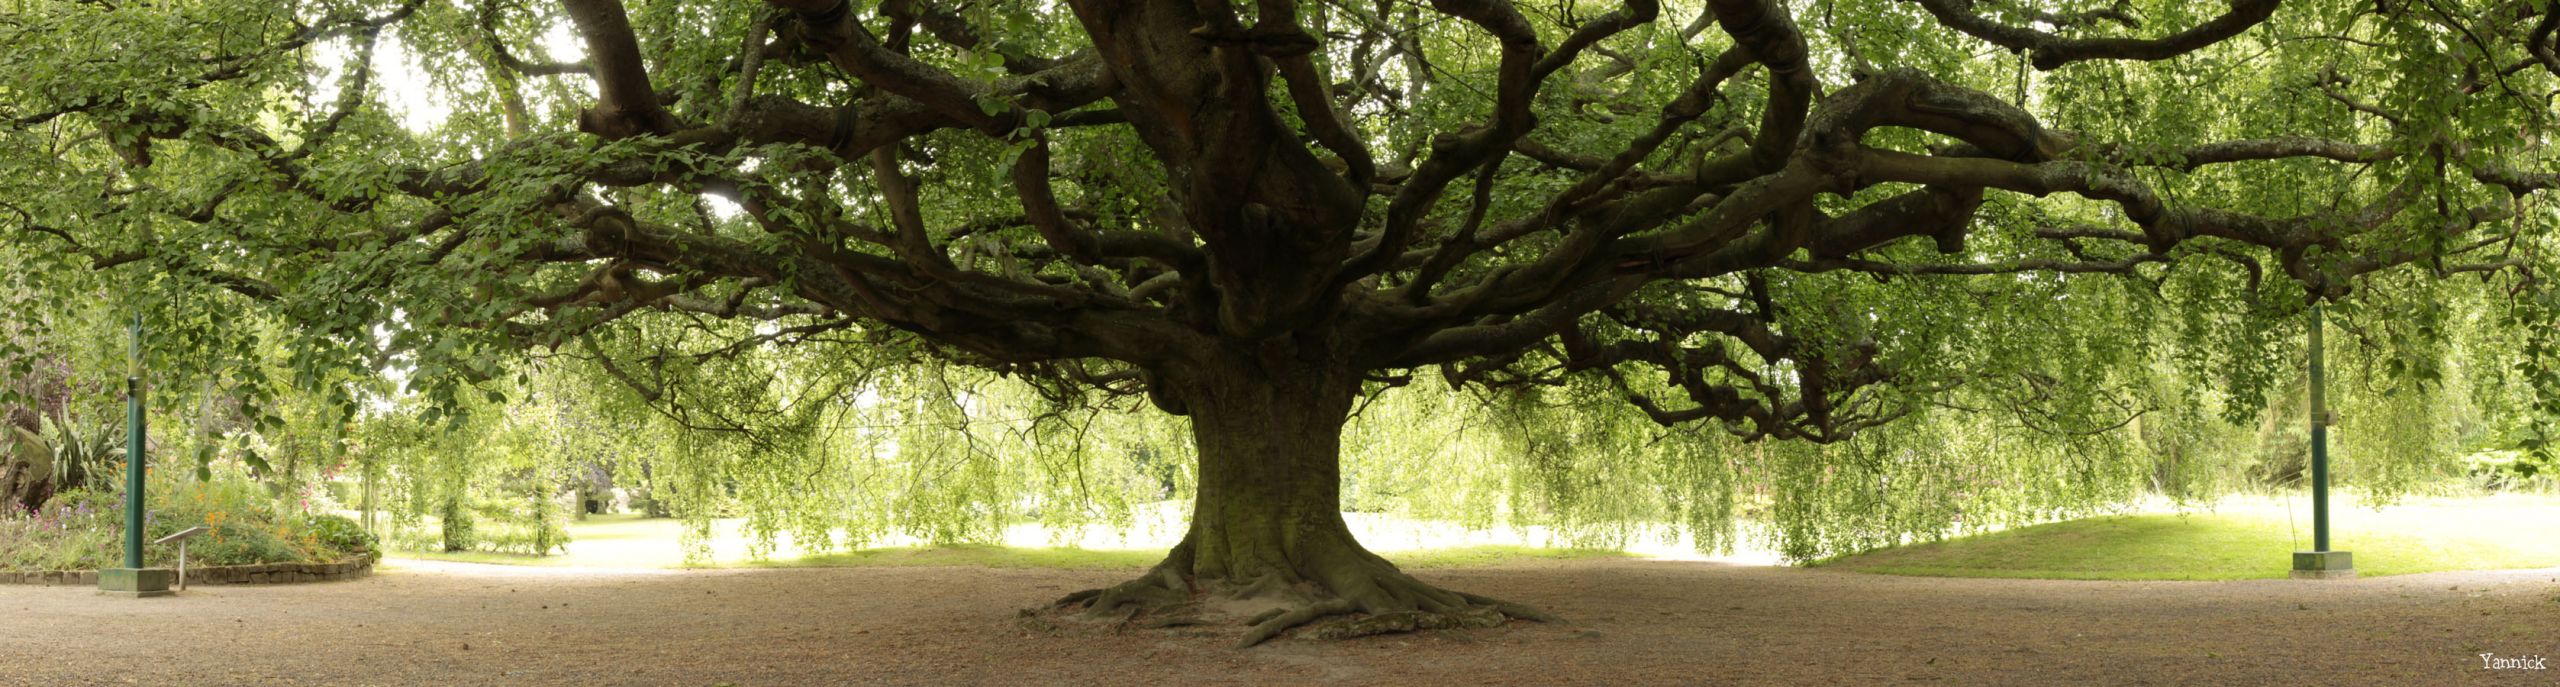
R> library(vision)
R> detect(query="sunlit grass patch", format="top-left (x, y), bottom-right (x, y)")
top-left (746, 543), bottom-right (1625, 571)
top-left (1377, 544), bottom-right (1628, 569)
top-left (387, 549), bottom-right (584, 567)
top-left (743, 544), bottom-right (1162, 570)
top-left (384, 515), bottom-right (1632, 571)
top-left (743, 543), bottom-right (1626, 570)
top-left (550, 513), bottom-right (663, 541)
top-left (1821, 494), bottom-right (2560, 580)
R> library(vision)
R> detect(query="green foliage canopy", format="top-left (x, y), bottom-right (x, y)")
top-left (2, 0), bottom-right (2557, 569)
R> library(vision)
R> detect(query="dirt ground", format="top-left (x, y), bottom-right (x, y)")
top-left (1, 558), bottom-right (2554, 686)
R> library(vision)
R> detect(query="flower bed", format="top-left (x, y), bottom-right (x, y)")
top-left (0, 551), bottom-right (375, 586)
top-left (1, 475), bottom-right (376, 575)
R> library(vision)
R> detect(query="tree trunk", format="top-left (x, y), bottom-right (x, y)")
top-left (1056, 353), bottom-right (1553, 646)
top-left (1175, 357), bottom-right (1369, 584)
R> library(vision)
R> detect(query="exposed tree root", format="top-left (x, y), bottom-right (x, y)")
top-left (1051, 558), bottom-right (1192, 617)
top-left (1457, 590), bottom-right (1563, 623)
top-left (1233, 599), bottom-right (1357, 647)
top-left (1048, 553), bottom-right (1557, 648)
top-left (1297, 607), bottom-right (1507, 641)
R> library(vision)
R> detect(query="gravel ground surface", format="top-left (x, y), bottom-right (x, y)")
top-left (2, 557), bottom-right (2554, 685)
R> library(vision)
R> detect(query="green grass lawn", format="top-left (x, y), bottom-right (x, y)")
top-left (1820, 493), bottom-right (2560, 580)
top-left (385, 514), bottom-right (1622, 571)
top-left (388, 513), bottom-right (676, 567)
top-left (744, 543), bottom-right (1619, 571)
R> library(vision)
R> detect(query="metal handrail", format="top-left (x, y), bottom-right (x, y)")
top-left (153, 526), bottom-right (208, 546)
top-left (154, 526), bottom-right (211, 591)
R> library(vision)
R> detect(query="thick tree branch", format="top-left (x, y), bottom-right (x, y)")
top-left (1910, 0), bottom-right (2279, 70)
top-left (563, 0), bottom-right (679, 137)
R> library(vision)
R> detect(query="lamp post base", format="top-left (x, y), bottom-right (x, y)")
top-left (2290, 551), bottom-right (2355, 580)
top-left (97, 568), bottom-right (174, 597)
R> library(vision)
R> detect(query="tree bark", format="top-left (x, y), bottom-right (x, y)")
top-left (1057, 350), bottom-right (1552, 646)
top-left (1174, 353), bottom-right (1365, 584)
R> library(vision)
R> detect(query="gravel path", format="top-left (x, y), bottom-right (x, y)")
top-left (1, 558), bottom-right (2553, 685)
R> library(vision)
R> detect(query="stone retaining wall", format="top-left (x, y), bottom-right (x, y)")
top-left (0, 552), bottom-right (375, 586)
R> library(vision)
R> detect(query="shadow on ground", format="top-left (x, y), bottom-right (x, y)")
top-left (1, 558), bottom-right (2552, 685)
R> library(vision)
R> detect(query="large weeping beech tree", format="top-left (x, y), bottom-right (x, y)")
top-left (6, 0), bottom-right (2560, 644)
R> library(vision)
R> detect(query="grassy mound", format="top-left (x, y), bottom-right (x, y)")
top-left (750, 543), bottom-right (1620, 571)
top-left (1820, 495), bottom-right (2560, 580)
top-left (1, 476), bottom-right (374, 572)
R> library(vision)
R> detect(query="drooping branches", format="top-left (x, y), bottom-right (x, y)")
top-left (6, 0), bottom-right (2557, 647)
top-left (7, 0), bottom-right (2554, 506)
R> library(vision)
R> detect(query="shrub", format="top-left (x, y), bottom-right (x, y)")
top-left (2464, 450), bottom-right (2553, 491)
top-left (438, 496), bottom-right (476, 552)
top-left (152, 476), bottom-right (348, 567)
top-left (472, 520), bottom-right (570, 556)
top-left (305, 513), bottom-right (375, 555)
top-left (382, 491), bottom-right (574, 557)
top-left (0, 474), bottom-right (371, 571)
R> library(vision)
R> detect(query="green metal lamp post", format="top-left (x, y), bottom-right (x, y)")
top-left (122, 314), bottom-right (144, 567)
top-left (2291, 303), bottom-right (2355, 580)
top-left (99, 314), bottom-right (173, 597)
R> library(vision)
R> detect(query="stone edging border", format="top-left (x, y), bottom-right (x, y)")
top-left (0, 552), bottom-right (376, 587)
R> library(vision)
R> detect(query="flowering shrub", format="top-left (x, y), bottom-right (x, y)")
top-left (0, 474), bottom-right (371, 571)
top-left (0, 490), bottom-right (117, 570)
